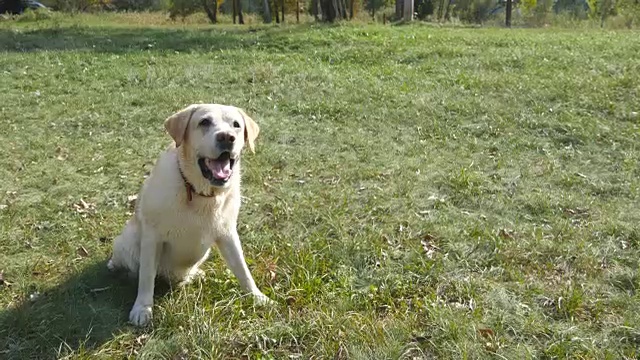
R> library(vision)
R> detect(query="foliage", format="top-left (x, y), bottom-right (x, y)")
top-left (111, 0), bottom-right (166, 11)
top-left (605, 0), bottom-right (640, 27)
top-left (415, 0), bottom-right (436, 19)
top-left (168, 0), bottom-right (201, 19)
top-left (14, 7), bottom-right (54, 20)
top-left (449, 0), bottom-right (498, 23)
top-left (520, 0), bottom-right (536, 11)
top-left (364, 0), bottom-right (388, 13)
top-left (54, 0), bottom-right (113, 11)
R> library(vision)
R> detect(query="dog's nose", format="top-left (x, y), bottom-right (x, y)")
top-left (216, 132), bottom-right (236, 144)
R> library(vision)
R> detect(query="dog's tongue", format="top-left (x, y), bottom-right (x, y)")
top-left (206, 157), bottom-right (231, 180)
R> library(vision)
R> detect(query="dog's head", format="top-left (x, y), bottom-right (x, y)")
top-left (164, 104), bottom-right (259, 189)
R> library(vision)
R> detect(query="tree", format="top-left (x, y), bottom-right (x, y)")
top-left (444, 0), bottom-right (452, 19)
top-left (237, 0), bottom-right (244, 24)
top-left (320, 0), bottom-right (348, 21)
top-left (320, 0), bottom-right (335, 21)
top-left (232, 0), bottom-right (236, 23)
top-left (263, 0), bottom-right (272, 22)
top-left (203, 0), bottom-right (218, 23)
top-left (505, 0), bottom-right (512, 26)
top-left (273, 0), bottom-right (280, 22)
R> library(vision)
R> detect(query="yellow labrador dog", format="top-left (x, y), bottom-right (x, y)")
top-left (108, 104), bottom-right (271, 326)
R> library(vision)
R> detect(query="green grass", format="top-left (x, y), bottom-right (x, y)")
top-left (1, 13), bottom-right (640, 359)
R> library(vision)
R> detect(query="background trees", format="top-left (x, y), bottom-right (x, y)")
top-left (3, 0), bottom-right (638, 27)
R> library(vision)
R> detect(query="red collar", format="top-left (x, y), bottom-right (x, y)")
top-left (177, 161), bottom-right (215, 202)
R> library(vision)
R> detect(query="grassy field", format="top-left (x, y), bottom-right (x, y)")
top-left (1, 13), bottom-right (640, 359)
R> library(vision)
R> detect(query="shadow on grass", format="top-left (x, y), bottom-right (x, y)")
top-left (0, 24), bottom-right (323, 53)
top-left (0, 260), bottom-right (170, 359)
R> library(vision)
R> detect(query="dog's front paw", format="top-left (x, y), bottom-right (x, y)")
top-left (178, 268), bottom-right (205, 286)
top-left (129, 304), bottom-right (153, 326)
top-left (107, 258), bottom-right (116, 271)
top-left (253, 291), bottom-right (274, 306)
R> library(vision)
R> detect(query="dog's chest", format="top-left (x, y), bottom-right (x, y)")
top-left (158, 205), bottom-right (227, 243)
top-left (157, 207), bottom-right (228, 267)
top-left (156, 202), bottom-right (230, 263)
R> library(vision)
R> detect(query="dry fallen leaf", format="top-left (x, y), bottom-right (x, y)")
top-left (478, 327), bottom-right (494, 339)
top-left (600, 257), bottom-right (608, 269)
top-left (286, 296), bottom-right (296, 306)
top-left (266, 261), bottom-right (278, 282)
top-left (77, 246), bottom-right (90, 257)
top-left (73, 199), bottom-right (96, 216)
top-left (420, 233), bottom-right (440, 259)
top-left (55, 146), bottom-right (68, 161)
top-left (498, 228), bottom-right (515, 240)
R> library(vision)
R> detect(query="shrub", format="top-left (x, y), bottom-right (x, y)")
top-left (111, 0), bottom-right (165, 10)
top-left (168, 0), bottom-right (201, 20)
top-left (15, 7), bottom-right (53, 20)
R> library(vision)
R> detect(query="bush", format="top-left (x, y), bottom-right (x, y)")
top-left (168, 0), bottom-right (200, 19)
top-left (54, 0), bottom-right (111, 12)
top-left (111, 0), bottom-right (165, 10)
top-left (610, 0), bottom-right (640, 27)
top-left (450, 0), bottom-right (499, 23)
top-left (415, 0), bottom-right (435, 19)
top-left (15, 7), bottom-right (53, 20)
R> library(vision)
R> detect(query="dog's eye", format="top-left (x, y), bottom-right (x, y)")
top-left (199, 118), bottom-right (212, 127)
top-left (233, 121), bottom-right (241, 129)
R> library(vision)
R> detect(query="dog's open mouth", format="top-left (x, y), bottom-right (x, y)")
top-left (198, 152), bottom-right (236, 186)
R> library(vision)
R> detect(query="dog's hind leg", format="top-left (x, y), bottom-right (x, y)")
top-left (171, 248), bottom-right (210, 286)
top-left (108, 217), bottom-right (141, 275)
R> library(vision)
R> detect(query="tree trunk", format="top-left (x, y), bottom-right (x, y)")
top-left (321, 0), bottom-right (337, 21)
top-left (203, 0), bottom-right (218, 23)
top-left (505, 0), bottom-right (512, 27)
top-left (437, 0), bottom-right (444, 20)
top-left (396, 0), bottom-right (402, 18)
top-left (444, 0), bottom-right (452, 20)
top-left (273, 0), bottom-right (280, 22)
top-left (281, 0), bottom-right (285, 22)
top-left (600, 0), bottom-right (609, 27)
top-left (403, 0), bottom-right (413, 20)
top-left (349, 0), bottom-right (354, 18)
top-left (312, 0), bottom-right (319, 20)
top-left (296, 0), bottom-right (300, 22)
top-left (238, 0), bottom-right (244, 24)
top-left (232, 0), bottom-right (237, 24)
top-left (372, 0), bottom-right (375, 20)
top-left (263, 0), bottom-right (272, 22)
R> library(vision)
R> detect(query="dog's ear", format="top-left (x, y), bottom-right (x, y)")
top-left (164, 104), bottom-right (199, 147)
top-left (238, 108), bottom-right (260, 153)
